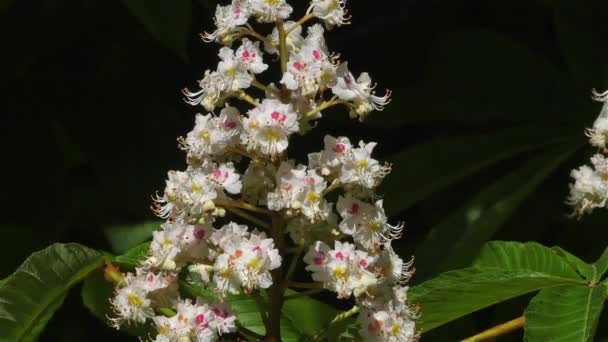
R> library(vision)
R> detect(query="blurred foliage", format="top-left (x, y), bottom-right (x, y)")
top-left (1, 0), bottom-right (608, 340)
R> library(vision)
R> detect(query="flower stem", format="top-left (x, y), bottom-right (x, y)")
top-left (461, 316), bottom-right (525, 342)
top-left (157, 307), bottom-right (177, 317)
top-left (252, 79), bottom-right (277, 95)
top-left (223, 206), bottom-right (271, 230)
top-left (276, 19), bottom-right (288, 75)
top-left (238, 90), bottom-right (259, 106)
top-left (284, 288), bottom-right (324, 301)
top-left (286, 13), bottom-right (315, 36)
top-left (286, 281), bottom-right (322, 289)
top-left (265, 214), bottom-right (287, 341)
top-left (304, 99), bottom-right (349, 119)
top-left (216, 198), bottom-right (273, 216)
top-left (312, 305), bottom-right (360, 341)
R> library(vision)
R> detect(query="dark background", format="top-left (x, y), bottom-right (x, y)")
top-left (1, 0), bottom-right (607, 340)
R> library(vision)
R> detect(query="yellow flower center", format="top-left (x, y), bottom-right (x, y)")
top-left (328, 0), bottom-right (339, 11)
top-left (306, 191), bottom-right (321, 203)
top-left (334, 267), bottom-right (348, 279)
top-left (163, 238), bottom-right (173, 247)
top-left (220, 268), bottom-right (232, 278)
top-left (191, 183), bottom-right (203, 192)
top-left (128, 293), bottom-right (144, 307)
top-left (264, 0), bottom-right (280, 5)
top-left (356, 159), bottom-right (368, 170)
top-left (264, 128), bottom-right (282, 141)
top-left (226, 66), bottom-right (238, 77)
top-left (391, 323), bottom-right (401, 335)
top-left (368, 220), bottom-right (381, 232)
top-left (199, 129), bottom-right (210, 141)
top-left (248, 258), bottom-right (261, 270)
top-left (158, 324), bottom-right (169, 335)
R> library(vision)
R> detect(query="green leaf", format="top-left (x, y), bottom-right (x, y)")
top-left (409, 241), bottom-right (585, 332)
top-left (594, 247), bottom-right (608, 281)
top-left (369, 30), bottom-right (578, 127)
top-left (414, 143), bottom-right (578, 279)
top-left (113, 242), bottom-right (150, 265)
top-left (180, 281), bottom-right (302, 341)
top-left (121, 0), bottom-right (191, 62)
top-left (524, 285), bottom-right (606, 342)
top-left (282, 289), bottom-right (339, 337)
top-left (382, 125), bottom-right (572, 214)
top-left (475, 241), bottom-right (584, 279)
top-left (552, 246), bottom-right (596, 282)
top-left (81, 269), bottom-right (151, 336)
top-left (0, 243), bottom-right (104, 342)
top-left (104, 221), bottom-right (160, 254)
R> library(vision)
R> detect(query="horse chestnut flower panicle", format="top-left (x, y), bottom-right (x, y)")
top-left (109, 1), bottom-right (418, 340)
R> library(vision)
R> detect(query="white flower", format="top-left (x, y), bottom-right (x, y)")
top-left (213, 229), bottom-right (282, 294)
top-left (210, 162), bottom-right (242, 194)
top-left (309, 135), bottom-right (352, 176)
top-left (147, 222), bottom-right (212, 270)
top-left (202, 0), bottom-right (251, 43)
top-left (209, 222), bottom-right (250, 253)
top-left (332, 63), bottom-right (391, 120)
top-left (359, 308), bottom-right (417, 342)
top-left (309, 0), bottom-right (350, 28)
top-left (236, 38), bottom-right (268, 74)
top-left (336, 196), bottom-right (403, 248)
top-left (567, 164), bottom-right (608, 217)
top-left (218, 47), bottom-right (253, 91)
top-left (264, 20), bottom-right (304, 54)
top-left (110, 269), bottom-right (178, 328)
top-left (304, 241), bottom-right (377, 298)
top-left (180, 105), bottom-right (243, 162)
top-left (242, 99), bottom-right (299, 156)
top-left (281, 25), bottom-right (336, 95)
top-left (152, 298), bottom-right (236, 342)
top-left (340, 141), bottom-right (390, 189)
top-left (250, 0), bottom-right (293, 22)
top-left (183, 70), bottom-right (228, 111)
top-left (291, 168), bottom-right (330, 220)
top-left (587, 89), bottom-right (608, 151)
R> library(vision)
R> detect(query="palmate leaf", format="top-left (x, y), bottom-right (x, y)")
top-left (413, 143), bottom-right (579, 280)
top-left (104, 221), bottom-right (161, 254)
top-left (594, 247), bottom-right (608, 281)
top-left (0, 243), bottom-right (104, 342)
top-left (524, 285), bottom-right (607, 342)
top-left (409, 241), bottom-right (586, 332)
top-left (381, 125), bottom-right (572, 214)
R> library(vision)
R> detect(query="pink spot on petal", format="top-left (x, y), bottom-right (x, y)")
top-left (147, 274), bottom-right (154, 283)
top-left (293, 61), bottom-right (304, 71)
top-left (196, 314), bottom-right (206, 325)
top-left (214, 308), bottom-right (229, 318)
top-left (348, 203), bottom-right (360, 215)
top-left (224, 121), bottom-right (237, 129)
top-left (214, 169), bottom-right (223, 178)
top-left (313, 256), bottom-right (325, 265)
top-left (242, 50), bottom-right (250, 59)
top-left (334, 143), bottom-right (346, 153)
top-left (271, 111), bottom-right (280, 120)
top-left (359, 259), bottom-right (368, 267)
top-left (335, 251), bottom-right (345, 260)
top-left (312, 50), bottom-right (321, 60)
top-left (307, 177), bottom-right (315, 185)
top-left (194, 229), bottom-right (206, 240)
top-left (253, 246), bottom-right (262, 252)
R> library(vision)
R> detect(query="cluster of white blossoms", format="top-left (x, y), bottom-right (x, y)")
top-left (568, 90), bottom-right (608, 218)
top-left (110, 1), bottom-right (417, 341)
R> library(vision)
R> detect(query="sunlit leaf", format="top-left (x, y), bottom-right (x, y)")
top-left (0, 244), bottom-right (104, 341)
top-left (410, 241), bottom-right (585, 331)
top-left (104, 221), bottom-right (160, 254)
top-left (524, 285), bottom-right (606, 341)
top-left (413, 143), bottom-right (579, 280)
